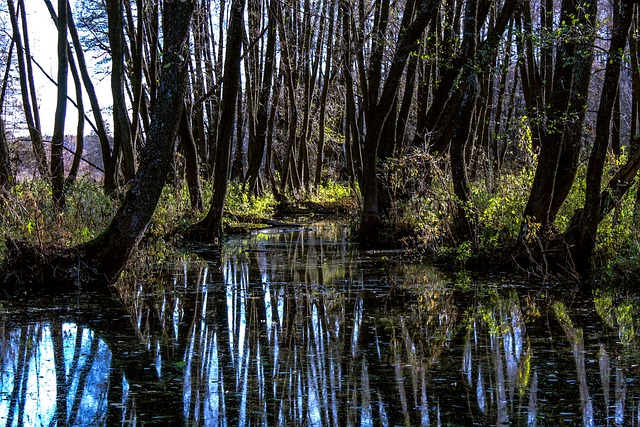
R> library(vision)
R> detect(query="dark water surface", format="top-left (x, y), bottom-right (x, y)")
top-left (2, 221), bottom-right (640, 426)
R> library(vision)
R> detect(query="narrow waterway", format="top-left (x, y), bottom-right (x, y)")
top-left (1, 221), bottom-right (640, 426)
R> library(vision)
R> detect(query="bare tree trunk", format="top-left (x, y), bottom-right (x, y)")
top-left (66, 0), bottom-right (113, 191)
top-left (358, 0), bottom-right (443, 241)
top-left (230, 86), bottom-right (245, 180)
top-left (197, 0), bottom-right (245, 244)
top-left (0, 41), bottom-right (14, 192)
top-left (314, 0), bottom-right (336, 189)
top-left (246, 0), bottom-right (278, 195)
top-left (522, 0), bottom-right (596, 231)
top-left (66, 48), bottom-right (85, 186)
top-left (179, 102), bottom-right (203, 211)
top-left (450, 0), bottom-right (479, 243)
top-left (7, 0), bottom-right (48, 179)
top-left (42, 0), bottom-right (84, 187)
top-left (571, 0), bottom-right (633, 272)
top-left (51, 0), bottom-right (69, 210)
top-left (106, 0), bottom-right (135, 184)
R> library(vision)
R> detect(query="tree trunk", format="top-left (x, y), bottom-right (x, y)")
top-left (230, 88), bottom-right (245, 180)
top-left (450, 0), bottom-right (479, 243)
top-left (51, 0), bottom-right (69, 211)
top-left (106, 0), bottom-right (135, 184)
top-left (7, 0), bottom-right (48, 180)
top-left (179, 102), bottom-right (204, 211)
top-left (570, 0), bottom-right (634, 272)
top-left (0, 41), bottom-right (14, 192)
top-left (246, 0), bottom-right (278, 195)
top-left (196, 0), bottom-right (245, 244)
top-left (72, 0), bottom-right (194, 288)
top-left (314, 0), bottom-right (336, 189)
top-left (522, 0), bottom-right (596, 231)
top-left (358, 0), bottom-right (439, 242)
top-left (66, 47), bottom-right (85, 186)
top-left (66, 0), bottom-right (113, 191)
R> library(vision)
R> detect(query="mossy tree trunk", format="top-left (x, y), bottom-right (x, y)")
top-left (76, 0), bottom-right (194, 286)
top-left (0, 1), bottom-right (196, 294)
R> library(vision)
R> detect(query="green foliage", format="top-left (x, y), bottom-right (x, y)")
top-left (225, 180), bottom-right (276, 217)
top-left (312, 180), bottom-right (351, 204)
top-left (151, 183), bottom-right (199, 238)
top-left (381, 147), bottom-right (533, 264)
top-left (0, 179), bottom-right (114, 254)
top-left (310, 180), bottom-right (357, 213)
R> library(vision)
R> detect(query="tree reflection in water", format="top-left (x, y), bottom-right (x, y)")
top-left (3, 222), bottom-right (640, 425)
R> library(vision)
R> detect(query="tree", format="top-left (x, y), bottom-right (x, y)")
top-left (67, 0), bottom-right (113, 191)
top-left (7, 0), bottom-right (48, 180)
top-left (245, 0), bottom-right (278, 195)
top-left (520, 0), bottom-right (597, 231)
top-left (50, 0), bottom-right (70, 210)
top-left (196, 0), bottom-right (246, 244)
top-left (357, 0), bottom-right (439, 241)
top-left (76, 0), bottom-right (194, 287)
top-left (570, 1), bottom-right (634, 272)
top-left (0, 0), bottom-right (196, 292)
top-left (105, 0), bottom-right (135, 185)
top-left (0, 39), bottom-right (14, 192)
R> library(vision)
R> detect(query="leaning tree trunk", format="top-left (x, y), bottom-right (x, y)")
top-left (76, 0), bottom-right (194, 287)
top-left (0, 0), bottom-right (196, 294)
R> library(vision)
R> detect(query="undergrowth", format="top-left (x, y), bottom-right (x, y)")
top-left (381, 148), bottom-right (640, 282)
top-left (0, 178), bottom-right (354, 259)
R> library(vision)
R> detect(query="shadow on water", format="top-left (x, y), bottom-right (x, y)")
top-left (3, 220), bottom-right (640, 425)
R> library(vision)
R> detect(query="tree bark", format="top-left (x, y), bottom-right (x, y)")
top-left (0, 40), bottom-right (14, 192)
top-left (314, 0), bottom-right (337, 188)
top-left (7, 0), bottom-right (49, 180)
top-left (66, 0), bottom-right (113, 191)
top-left (522, 0), bottom-right (596, 231)
top-left (179, 102), bottom-right (204, 211)
top-left (51, 0), bottom-right (69, 211)
top-left (62, 0), bottom-right (195, 289)
top-left (358, 0), bottom-right (439, 242)
top-left (570, 0), bottom-right (634, 272)
top-left (196, 0), bottom-right (245, 244)
top-left (65, 47), bottom-right (85, 186)
top-left (106, 0), bottom-right (135, 184)
top-left (450, 0), bottom-right (479, 243)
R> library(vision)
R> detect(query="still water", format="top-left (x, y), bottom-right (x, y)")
top-left (2, 221), bottom-right (640, 426)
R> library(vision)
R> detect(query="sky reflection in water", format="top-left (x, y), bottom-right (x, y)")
top-left (2, 222), bottom-right (640, 426)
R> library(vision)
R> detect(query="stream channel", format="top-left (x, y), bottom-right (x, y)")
top-left (2, 220), bottom-right (640, 426)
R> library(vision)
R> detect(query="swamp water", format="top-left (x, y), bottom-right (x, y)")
top-left (2, 221), bottom-right (640, 426)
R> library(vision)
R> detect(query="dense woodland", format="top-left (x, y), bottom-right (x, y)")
top-left (1, 0), bottom-right (640, 289)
